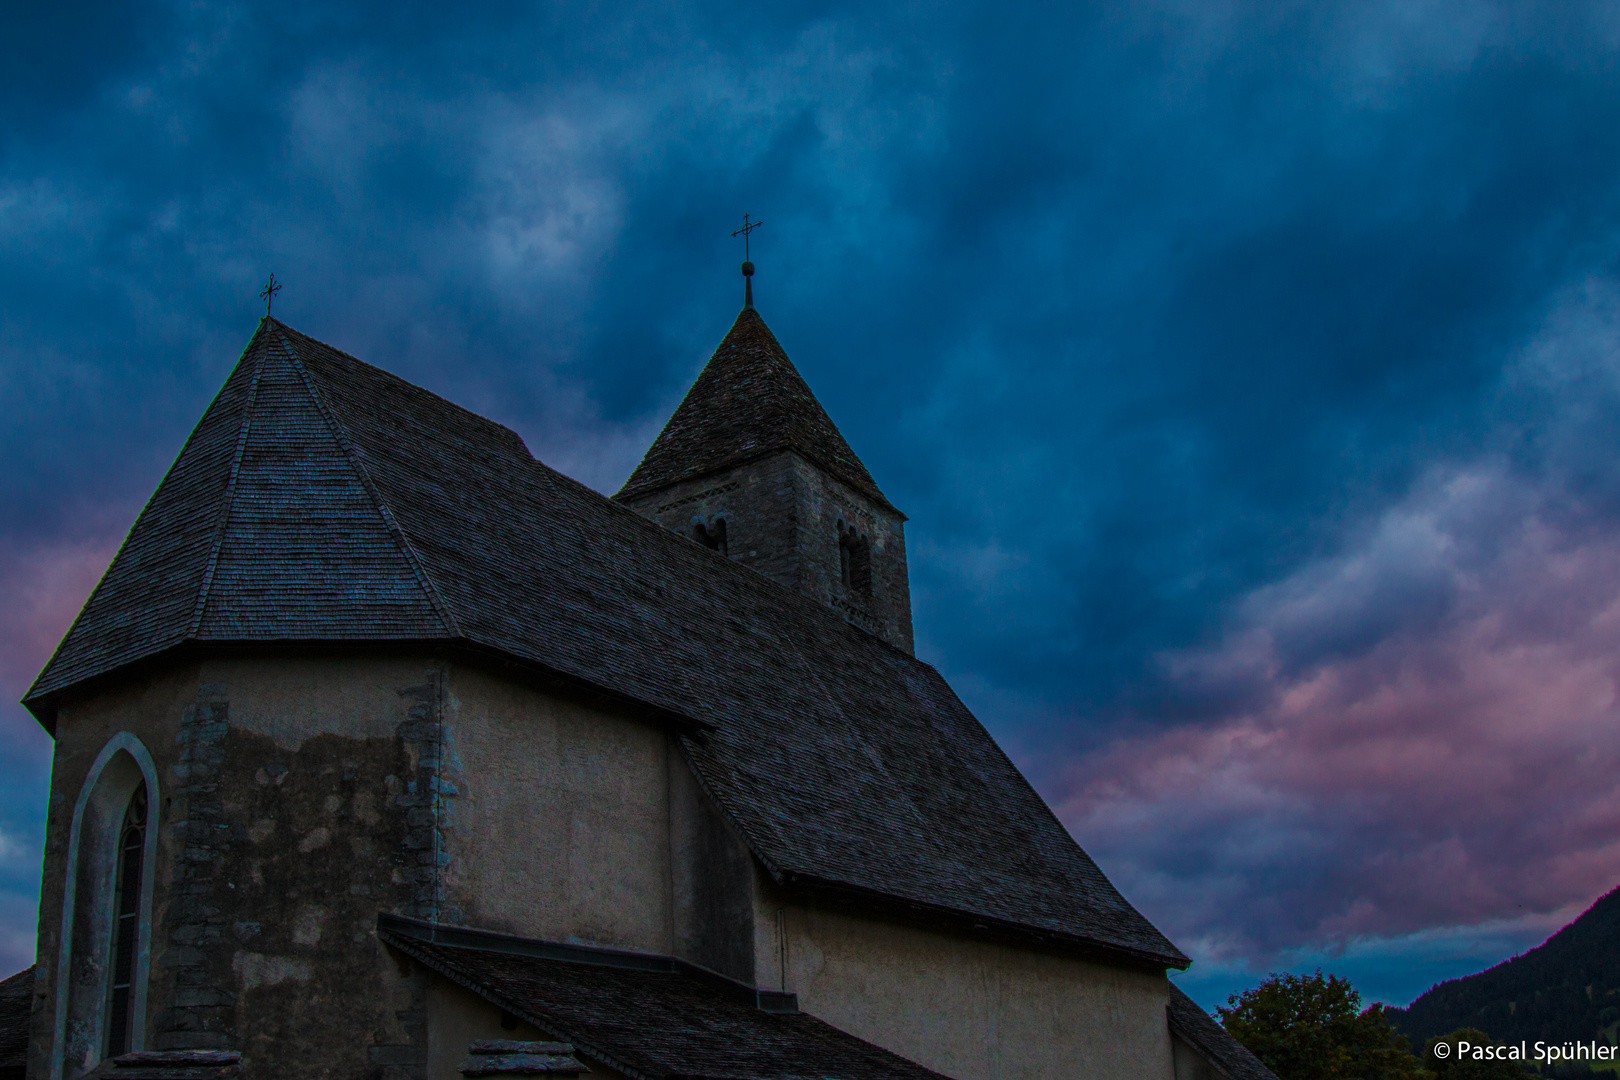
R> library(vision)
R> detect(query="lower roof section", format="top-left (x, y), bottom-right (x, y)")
top-left (377, 914), bottom-right (949, 1080)
top-left (1165, 984), bottom-right (1279, 1080)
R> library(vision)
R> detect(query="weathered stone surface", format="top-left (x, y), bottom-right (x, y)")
top-left (620, 450), bottom-right (915, 654)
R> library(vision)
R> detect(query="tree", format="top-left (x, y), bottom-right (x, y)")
top-left (1422, 1028), bottom-right (1531, 1079)
top-left (1217, 970), bottom-right (1427, 1080)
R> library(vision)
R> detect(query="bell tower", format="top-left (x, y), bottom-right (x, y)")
top-left (615, 266), bottom-right (913, 653)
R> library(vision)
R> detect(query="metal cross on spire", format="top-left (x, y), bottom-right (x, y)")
top-left (731, 214), bottom-right (763, 308)
top-left (259, 273), bottom-right (281, 318)
top-left (732, 213), bottom-right (763, 260)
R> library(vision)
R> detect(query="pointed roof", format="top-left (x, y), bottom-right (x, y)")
top-left (25, 318), bottom-right (1185, 970)
top-left (26, 320), bottom-right (461, 699)
top-left (615, 307), bottom-right (898, 513)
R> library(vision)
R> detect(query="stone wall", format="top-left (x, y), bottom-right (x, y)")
top-left (786, 455), bottom-right (912, 654)
top-left (28, 652), bottom-right (760, 1080)
top-left (620, 449), bottom-right (914, 654)
top-left (33, 654), bottom-right (493, 1080)
top-left (620, 454), bottom-right (802, 592)
top-left (32, 663), bottom-right (197, 1080)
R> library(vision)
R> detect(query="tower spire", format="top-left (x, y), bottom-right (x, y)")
top-left (731, 213), bottom-right (762, 309)
top-left (614, 297), bottom-right (913, 652)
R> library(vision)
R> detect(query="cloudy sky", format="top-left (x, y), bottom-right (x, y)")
top-left (6, 0), bottom-right (1620, 1012)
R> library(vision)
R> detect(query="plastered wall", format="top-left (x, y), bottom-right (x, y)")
top-left (436, 664), bottom-right (673, 951)
top-left (29, 652), bottom-right (757, 1080)
top-left (1172, 1032), bottom-right (1223, 1080)
top-left (422, 973), bottom-right (634, 1080)
top-left (753, 886), bottom-right (1177, 1080)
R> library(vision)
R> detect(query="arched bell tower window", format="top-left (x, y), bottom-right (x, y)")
top-left (106, 784), bottom-right (147, 1057)
top-left (692, 516), bottom-right (728, 557)
top-left (837, 520), bottom-right (873, 597)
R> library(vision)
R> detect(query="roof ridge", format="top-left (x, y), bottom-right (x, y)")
top-left (273, 326), bottom-right (463, 639)
top-left (21, 322), bottom-right (273, 706)
top-left (266, 319), bottom-right (529, 448)
top-left (185, 322), bottom-right (272, 637)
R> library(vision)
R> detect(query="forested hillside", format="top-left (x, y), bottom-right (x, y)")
top-left (1390, 886), bottom-right (1620, 1049)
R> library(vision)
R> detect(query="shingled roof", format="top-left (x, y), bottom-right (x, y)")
top-left (614, 307), bottom-right (897, 512)
top-left (1166, 985), bottom-right (1278, 1080)
top-left (379, 915), bottom-right (950, 1080)
top-left (0, 967), bottom-right (32, 1080)
top-left (25, 317), bottom-right (1185, 969)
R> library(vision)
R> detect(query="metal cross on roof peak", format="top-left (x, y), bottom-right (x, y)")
top-left (731, 213), bottom-right (763, 260)
top-left (731, 215), bottom-right (763, 308)
top-left (259, 273), bottom-right (281, 317)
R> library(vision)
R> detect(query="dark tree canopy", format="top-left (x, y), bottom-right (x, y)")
top-left (1218, 970), bottom-right (1425, 1080)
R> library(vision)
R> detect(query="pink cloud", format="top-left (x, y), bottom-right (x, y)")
top-left (0, 534), bottom-right (123, 702)
top-left (1055, 466), bottom-right (1620, 964)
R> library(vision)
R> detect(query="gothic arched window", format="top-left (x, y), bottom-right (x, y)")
top-left (56, 736), bottom-right (158, 1080)
top-left (106, 784), bottom-right (147, 1057)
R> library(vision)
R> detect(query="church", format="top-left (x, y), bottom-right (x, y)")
top-left (6, 263), bottom-right (1274, 1080)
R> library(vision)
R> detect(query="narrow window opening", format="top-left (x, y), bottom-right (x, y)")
top-left (106, 783), bottom-right (147, 1057)
top-left (837, 521), bottom-right (853, 588)
top-left (837, 520), bottom-right (872, 596)
top-left (691, 517), bottom-right (728, 556)
top-left (850, 534), bottom-right (873, 597)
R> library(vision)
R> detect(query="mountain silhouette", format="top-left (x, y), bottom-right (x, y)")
top-left (1389, 886), bottom-right (1620, 1050)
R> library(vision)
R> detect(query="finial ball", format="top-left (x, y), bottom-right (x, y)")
top-left (741, 260), bottom-right (754, 277)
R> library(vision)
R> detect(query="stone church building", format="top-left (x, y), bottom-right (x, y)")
top-left (7, 278), bottom-right (1274, 1080)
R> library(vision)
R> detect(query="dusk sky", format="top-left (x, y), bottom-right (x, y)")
top-left (6, 0), bottom-right (1620, 1014)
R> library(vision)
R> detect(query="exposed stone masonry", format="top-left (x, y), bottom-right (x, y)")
top-left (395, 675), bottom-right (458, 925)
top-left (157, 686), bottom-right (234, 1051)
top-left (622, 450), bottom-right (914, 653)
